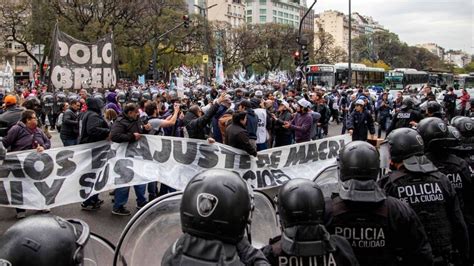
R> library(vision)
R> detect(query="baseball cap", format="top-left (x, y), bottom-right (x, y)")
top-left (255, 90), bottom-right (263, 97)
top-left (297, 98), bottom-right (311, 108)
top-left (4, 95), bottom-right (17, 106)
top-left (355, 99), bottom-right (365, 106)
top-left (279, 100), bottom-right (290, 109)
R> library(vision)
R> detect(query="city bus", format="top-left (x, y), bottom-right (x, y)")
top-left (305, 63), bottom-right (385, 88)
top-left (454, 74), bottom-right (474, 89)
top-left (385, 68), bottom-right (429, 90)
top-left (427, 72), bottom-right (454, 89)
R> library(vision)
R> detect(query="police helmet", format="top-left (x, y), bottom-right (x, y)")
top-left (180, 169), bottom-right (252, 244)
top-left (401, 97), bottom-right (415, 110)
top-left (338, 141), bottom-right (380, 182)
top-left (338, 141), bottom-right (386, 202)
top-left (92, 93), bottom-right (105, 105)
top-left (0, 215), bottom-right (89, 266)
top-left (67, 93), bottom-right (80, 102)
top-left (278, 179), bottom-right (325, 229)
top-left (56, 92), bottom-right (67, 104)
top-left (447, 125), bottom-right (462, 147)
top-left (129, 90), bottom-right (141, 103)
top-left (117, 91), bottom-right (127, 104)
top-left (385, 128), bottom-right (424, 163)
top-left (451, 116), bottom-right (474, 139)
top-left (426, 101), bottom-right (441, 115)
top-left (417, 117), bottom-right (451, 150)
top-left (142, 91), bottom-right (151, 101)
top-left (42, 93), bottom-right (54, 108)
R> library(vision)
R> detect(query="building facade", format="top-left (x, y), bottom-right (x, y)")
top-left (416, 43), bottom-right (445, 60)
top-left (245, 0), bottom-right (302, 28)
top-left (207, 0), bottom-right (246, 28)
top-left (300, 5), bottom-right (314, 32)
top-left (445, 50), bottom-right (471, 68)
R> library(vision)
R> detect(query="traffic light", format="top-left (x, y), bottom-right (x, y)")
top-left (148, 60), bottom-right (154, 73)
top-left (293, 50), bottom-right (301, 66)
top-left (183, 15), bottom-right (190, 28)
top-left (301, 45), bottom-right (310, 66)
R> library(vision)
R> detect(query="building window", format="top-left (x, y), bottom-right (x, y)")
top-left (283, 13), bottom-right (288, 18)
top-left (259, 8), bottom-right (266, 14)
top-left (273, 16), bottom-right (277, 22)
top-left (259, 0), bottom-right (266, 4)
top-left (247, 16), bottom-right (252, 23)
top-left (278, 18), bottom-right (283, 23)
top-left (228, 4), bottom-right (231, 13)
top-left (273, 10), bottom-right (277, 15)
top-left (247, 10), bottom-right (252, 15)
top-left (15, 56), bottom-right (28, 66)
top-left (289, 14), bottom-right (294, 19)
top-left (278, 11), bottom-right (283, 17)
top-left (259, 15), bottom-right (266, 23)
top-left (14, 44), bottom-right (22, 50)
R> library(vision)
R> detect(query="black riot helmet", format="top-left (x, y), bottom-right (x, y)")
top-left (180, 169), bottom-right (252, 244)
top-left (451, 116), bottom-right (474, 139)
top-left (278, 179), bottom-right (325, 228)
top-left (0, 215), bottom-right (89, 266)
top-left (417, 117), bottom-right (451, 151)
top-left (426, 101), bottom-right (442, 117)
top-left (41, 92), bottom-right (54, 108)
top-left (142, 91), bottom-right (151, 101)
top-left (401, 97), bottom-right (415, 110)
top-left (385, 128), bottom-right (425, 163)
top-left (338, 141), bottom-right (385, 202)
top-left (447, 125), bottom-right (462, 147)
top-left (56, 91), bottom-right (67, 105)
top-left (129, 90), bottom-right (141, 103)
top-left (117, 91), bottom-right (127, 104)
top-left (338, 141), bottom-right (380, 182)
top-left (92, 93), bottom-right (105, 105)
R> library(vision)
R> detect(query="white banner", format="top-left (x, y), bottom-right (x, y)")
top-left (0, 135), bottom-right (350, 209)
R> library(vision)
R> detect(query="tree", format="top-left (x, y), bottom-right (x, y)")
top-left (360, 59), bottom-right (390, 70)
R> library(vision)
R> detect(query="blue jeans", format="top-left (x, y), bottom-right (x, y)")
top-left (61, 138), bottom-right (78, 146)
top-left (256, 142), bottom-right (267, 151)
top-left (113, 185), bottom-right (147, 210)
top-left (157, 183), bottom-right (176, 197)
top-left (148, 182), bottom-right (158, 201)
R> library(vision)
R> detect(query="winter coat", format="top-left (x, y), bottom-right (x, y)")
top-left (225, 122), bottom-right (257, 156)
top-left (3, 122), bottom-right (51, 152)
top-left (60, 107), bottom-right (79, 139)
top-left (346, 110), bottom-right (375, 141)
top-left (0, 106), bottom-right (24, 137)
top-left (79, 98), bottom-right (110, 144)
top-left (183, 103), bottom-right (220, 140)
top-left (110, 113), bottom-right (144, 143)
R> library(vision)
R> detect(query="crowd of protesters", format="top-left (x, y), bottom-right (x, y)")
top-left (0, 79), bottom-right (472, 217)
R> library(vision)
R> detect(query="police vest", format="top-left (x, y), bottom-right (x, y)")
top-left (387, 171), bottom-right (453, 255)
top-left (329, 198), bottom-right (391, 266)
top-left (394, 111), bottom-right (412, 129)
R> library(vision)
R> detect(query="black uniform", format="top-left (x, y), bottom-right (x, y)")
top-left (262, 225), bottom-right (358, 266)
top-left (386, 108), bottom-right (422, 135)
top-left (162, 233), bottom-right (269, 266)
top-left (381, 167), bottom-right (469, 263)
top-left (325, 196), bottom-right (433, 266)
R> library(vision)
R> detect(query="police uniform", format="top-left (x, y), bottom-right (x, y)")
top-left (262, 226), bottom-right (358, 266)
top-left (326, 141), bottom-right (433, 266)
top-left (326, 196), bottom-right (433, 266)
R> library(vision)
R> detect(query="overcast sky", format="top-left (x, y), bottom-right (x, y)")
top-left (307, 0), bottom-right (473, 54)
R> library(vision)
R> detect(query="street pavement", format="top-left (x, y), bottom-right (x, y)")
top-left (0, 122), bottom-right (344, 247)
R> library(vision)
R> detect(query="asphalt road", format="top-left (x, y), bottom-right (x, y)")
top-left (0, 122), bottom-right (344, 248)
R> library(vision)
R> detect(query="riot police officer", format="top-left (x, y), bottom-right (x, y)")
top-left (386, 97), bottom-right (422, 135)
top-left (326, 141), bottom-right (433, 266)
top-left (450, 116), bottom-right (474, 263)
top-left (262, 179), bottom-right (358, 265)
top-left (162, 169), bottom-right (269, 265)
top-left (0, 215), bottom-right (90, 266)
top-left (41, 92), bottom-right (55, 130)
top-left (381, 127), bottom-right (469, 265)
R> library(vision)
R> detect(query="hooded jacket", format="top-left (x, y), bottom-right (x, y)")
top-left (79, 98), bottom-right (110, 144)
top-left (2, 121), bottom-right (51, 152)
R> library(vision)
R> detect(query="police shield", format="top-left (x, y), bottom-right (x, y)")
top-left (313, 165), bottom-right (339, 198)
top-left (83, 233), bottom-right (116, 266)
top-left (250, 190), bottom-right (280, 248)
top-left (113, 190), bottom-right (279, 265)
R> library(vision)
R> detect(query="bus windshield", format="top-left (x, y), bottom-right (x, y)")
top-left (307, 72), bottom-right (334, 88)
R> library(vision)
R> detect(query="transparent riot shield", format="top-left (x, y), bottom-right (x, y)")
top-left (113, 190), bottom-right (279, 265)
top-left (83, 233), bottom-right (116, 266)
top-left (250, 191), bottom-right (280, 248)
top-left (313, 165), bottom-right (339, 198)
top-left (113, 192), bottom-right (183, 266)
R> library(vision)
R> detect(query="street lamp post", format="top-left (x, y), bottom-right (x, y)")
top-left (194, 3), bottom-right (217, 85)
top-left (348, 0), bottom-right (352, 87)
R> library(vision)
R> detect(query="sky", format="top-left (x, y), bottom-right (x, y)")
top-left (307, 0), bottom-right (474, 54)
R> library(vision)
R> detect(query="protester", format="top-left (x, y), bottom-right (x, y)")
top-left (271, 100), bottom-right (293, 147)
top-left (347, 99), bottom-right (375, 141)
top-left (55, 102), bottom-right (68, 133)
top-left (60, 99), bottom-right (80, 146)
top-left (225, 111), bottom-right (257, 157)
top-left (2, 110), bottom-right (51, 219)
top-left (0, 95), bottom-right (23, 137)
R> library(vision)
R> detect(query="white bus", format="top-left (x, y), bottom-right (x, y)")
top-left (305, 63), bottom-right (385, 88)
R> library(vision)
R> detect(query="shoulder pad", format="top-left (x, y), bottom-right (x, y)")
top-left (268, 235), bottom-right (282, 245)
